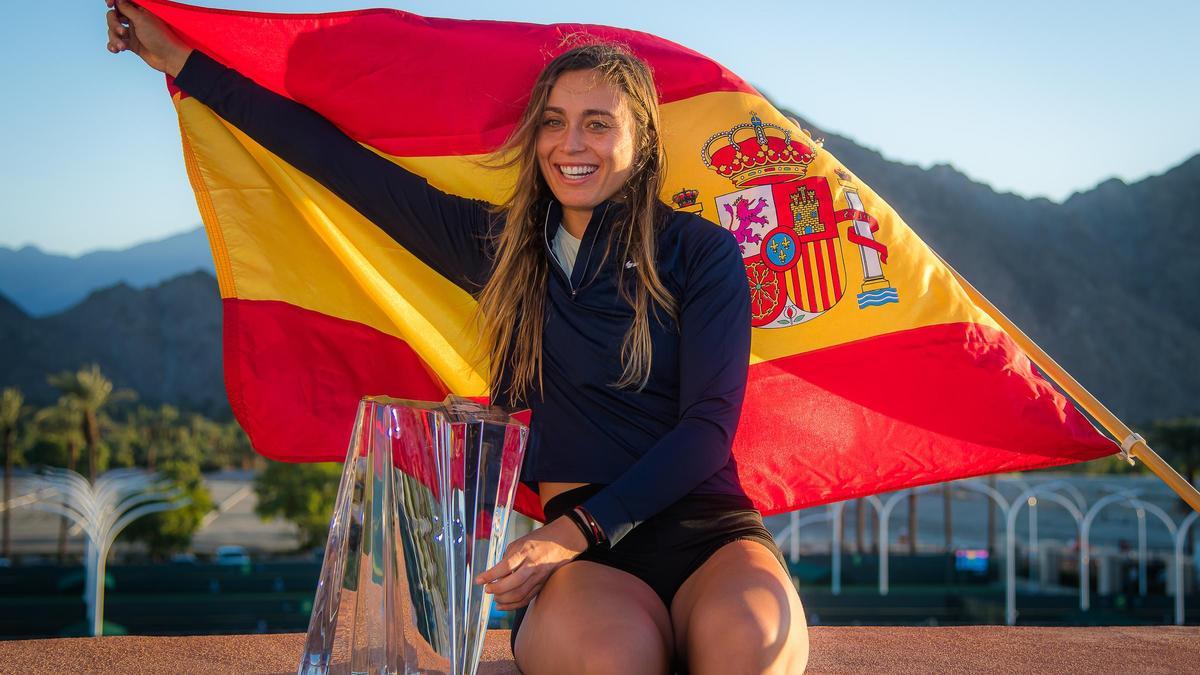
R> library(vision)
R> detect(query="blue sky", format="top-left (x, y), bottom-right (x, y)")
top-left (2, 1), bottom-right (1197, 255)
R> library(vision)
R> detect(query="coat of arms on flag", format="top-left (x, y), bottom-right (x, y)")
top-left (700, 112), bottom-right (899, 329)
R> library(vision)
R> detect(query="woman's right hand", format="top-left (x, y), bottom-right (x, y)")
top-left (105, 0), bottom-right (192, 77)
top-left (474, 515), bottom-right (589, 610)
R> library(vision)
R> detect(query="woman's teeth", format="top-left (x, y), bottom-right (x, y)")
top-left (559, 165), bottom-right (598, 180)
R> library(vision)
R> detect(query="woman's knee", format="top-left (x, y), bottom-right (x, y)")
top-left (576, 621), bottom-right (671, 674)
top-left (689, 608), bottom-right (809, 675)
top-left (683, 568), bottom-right (810, 673)
top-left (519, 602), bottom-right (670, 674)
top-left (514, 561), bottom-right (671, 674)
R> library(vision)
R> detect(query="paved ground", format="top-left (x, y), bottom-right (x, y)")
top-left (0, 626), bottom-right (1196, 674)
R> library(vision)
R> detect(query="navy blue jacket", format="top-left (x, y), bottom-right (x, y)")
top-left (175, 50), bottom-right (753, 546)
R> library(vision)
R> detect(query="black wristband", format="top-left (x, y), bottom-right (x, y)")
top-left (571, 504), bottom-right (610, 550)
top-left (562, 510), bottom-right (594, 550)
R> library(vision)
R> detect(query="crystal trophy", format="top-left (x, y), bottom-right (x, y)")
top-left (299, 394), bottom-right (529, 675)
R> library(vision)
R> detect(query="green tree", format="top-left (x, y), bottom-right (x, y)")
top-left (213, 420), bottom-right (257, 471)
top-left (254, 460), bottom-right (341, 549)
top-left (46, 365), bottom-right (133, 483)
top-left (121, 440), bottom-right (214, 560)
top-left (1, 387), bottom-right (28, 559)
top-left (25, 411), bottom-right (83, 469)
top-left (1148, 417), bottom-right (1200, 503)
top-left (102, 415), bottom-right (140, 470)
top-left (128, 404), bottom-right (181, 471)
top-left (186, 413), bottom-right (225, 472)
top-left (31, 400), bottom-right (86, 563)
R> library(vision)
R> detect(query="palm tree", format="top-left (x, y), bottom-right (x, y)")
top-left (132, 404), bottom-right (180, 471)
top-left (33, 400), bottom-right (85, 563)
top-left (224, 422), bottom-right (258, 471)
top-left (1, 387), bottom-right (26, 559)
top-left (47, 365), bottom-right (132, 484)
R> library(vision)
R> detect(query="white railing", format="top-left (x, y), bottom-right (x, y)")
top-left (771, 476), bottom-right (1197, 625)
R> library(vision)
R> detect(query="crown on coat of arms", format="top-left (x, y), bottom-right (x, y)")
top-left (671, 188), bottom-right (700, 208)
top-left (701, 112), bottom-right (817, 188)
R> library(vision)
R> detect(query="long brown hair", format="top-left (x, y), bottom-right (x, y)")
top-left (472, 43), bottom-right (678, 406)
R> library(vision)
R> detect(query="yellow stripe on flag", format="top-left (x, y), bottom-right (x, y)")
top-left (176, 94), bottom-right (488, 395)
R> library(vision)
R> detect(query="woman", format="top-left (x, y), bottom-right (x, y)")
top-left (106, 1), bottom-right (809, 672)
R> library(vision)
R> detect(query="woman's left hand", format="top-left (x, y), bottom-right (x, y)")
top-left (475, 515), bottom-right (589, 610)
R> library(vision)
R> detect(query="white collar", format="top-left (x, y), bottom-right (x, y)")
top-left (556, 223), bottom-right (582, 243)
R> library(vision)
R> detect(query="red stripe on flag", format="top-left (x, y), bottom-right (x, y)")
top-left (222, 298), bottom-right (544, 520)
top-left (145, 0), bottom-right (757, 156)
top-left (802, 243), bottom-right (818, 313)
top-left (825, 237), bottom-right (841, 301)
top-left (813, 240), bottom-right (831, 310)
top-left (736, 321), bottom-right (1114, 515)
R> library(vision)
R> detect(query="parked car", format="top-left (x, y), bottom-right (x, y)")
top-left (214, 545), bottom-right (251, 566)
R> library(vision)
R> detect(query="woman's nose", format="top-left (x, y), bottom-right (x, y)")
top-left (564, 124), bottom-right (587, 152)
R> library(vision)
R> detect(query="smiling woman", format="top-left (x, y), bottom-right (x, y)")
top-left (535, 71), bottom-right (637, 238)
top-left (104, 0), bottom-right (808, 672)
top-left (450, 46), bottom-right (807, 673)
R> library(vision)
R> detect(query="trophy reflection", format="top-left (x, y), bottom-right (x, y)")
top-left (299, 395), bottom-right (529, 675)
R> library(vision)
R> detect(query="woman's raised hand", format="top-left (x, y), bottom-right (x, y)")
top-left (105, 0), bottom-right (192, 77)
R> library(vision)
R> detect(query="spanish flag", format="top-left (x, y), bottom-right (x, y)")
top-left (142, 0), bottom-right (1115, 521)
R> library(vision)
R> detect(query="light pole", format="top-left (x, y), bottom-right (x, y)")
top-left (1174, 511), bottom-right (1198, 625)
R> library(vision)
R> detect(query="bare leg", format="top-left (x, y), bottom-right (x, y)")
top-left (670, 539), bottom-right (809, 674)
top-left (514, 559), bottom-right (674, 675)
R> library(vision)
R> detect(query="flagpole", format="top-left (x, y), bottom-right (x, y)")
top-left (932, 252), bottom-right (1200, 514)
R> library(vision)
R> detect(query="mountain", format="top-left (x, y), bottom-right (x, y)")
top-left (1061, 156), bottom-right (1200, 330)
top-left (0, 227), bottom-right (213, 316)
top-left (0, 271), bottom-right (227, 417)
top-left (0, 293), bottom-right (27, 326)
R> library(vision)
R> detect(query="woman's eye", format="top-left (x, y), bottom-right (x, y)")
top-left (541, 118), bottom-right (563, 128)
top-left (587, 120), bottom-right (610, 130)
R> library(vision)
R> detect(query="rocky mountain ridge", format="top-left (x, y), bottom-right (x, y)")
top-left (0, 227), bottom-right (213, 316)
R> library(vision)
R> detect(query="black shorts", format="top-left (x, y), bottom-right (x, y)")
top-left (509, 483), bottom-right (787, 658)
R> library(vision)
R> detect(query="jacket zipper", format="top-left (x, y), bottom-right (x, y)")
top-left (544, 202), bottom-right (610, 300)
